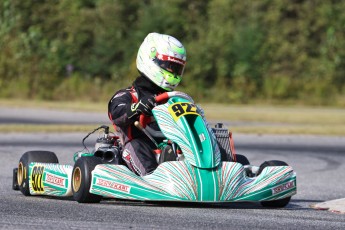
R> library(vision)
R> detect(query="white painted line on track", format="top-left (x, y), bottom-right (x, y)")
top-left (311, 198), bottom-right (345, 214)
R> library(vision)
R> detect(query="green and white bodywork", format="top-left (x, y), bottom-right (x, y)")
top-left (89, 92), bottom-right (296, 202)
top-left (90, 162), bottom-right (295, 202)
top-left (21, 92), bottom-right (297, 203)
top-left (28, 163), bottom-right (73, 196)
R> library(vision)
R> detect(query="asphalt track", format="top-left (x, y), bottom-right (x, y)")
top-left (1, 108), bottom-right (345, 229)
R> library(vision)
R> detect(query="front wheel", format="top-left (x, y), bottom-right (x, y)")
top-left (258, 160), bottom-right (291, 208)
top-left (17, 151), bottom-right (58, 196)
top-left (72, 156), bottom-right (102, 203)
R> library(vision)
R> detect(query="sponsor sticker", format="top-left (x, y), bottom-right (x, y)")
top-left (157, 53), bottom-right (186, 65)
top-left (96, 178), bottom-right (131, 193)
top-left (272, 181), bottom-right (295, 195)
top-left (199, 133), bottom-right (206, 142)
top-left (45, 173), bottom-right (65, 188)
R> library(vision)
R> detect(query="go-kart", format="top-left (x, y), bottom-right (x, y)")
top-left (12, 91), bottom-right (296, 207)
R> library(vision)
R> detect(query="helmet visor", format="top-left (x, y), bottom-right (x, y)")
top-left (154, 59), bottom-right (185, 75)
top-left (153, 53), bottom-right (186, 76)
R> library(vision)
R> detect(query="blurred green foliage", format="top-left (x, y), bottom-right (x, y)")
top-left (1, 0), bottom-right (344, 105)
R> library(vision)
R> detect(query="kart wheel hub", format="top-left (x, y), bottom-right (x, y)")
top-left (17, 162), bottom-right (24, 185)
top-left (73, 167), bottom-right (82, 192)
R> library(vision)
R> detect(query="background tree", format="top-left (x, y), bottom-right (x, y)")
top-left (0, 0), bottom-right (344, 105)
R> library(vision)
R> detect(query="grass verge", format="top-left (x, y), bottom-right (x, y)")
top-left (1, 100), bottom-right (345, 135)
top-left (0, 99), bottom-right (106, 112)
top-left (0, 124), bottom-right (101, 133)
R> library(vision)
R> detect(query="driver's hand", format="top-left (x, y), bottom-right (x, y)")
top-left (128, 95), bottom-right (156, 120)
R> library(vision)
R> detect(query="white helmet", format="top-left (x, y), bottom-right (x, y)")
top-left (136, 33), bottom-right (187, 91)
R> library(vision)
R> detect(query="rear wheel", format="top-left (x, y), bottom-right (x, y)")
top-left (72, 156), bottom-right (102, 203)
top-left (17, 151), bottom-right (58, 196)
top-left (235, 154), bottom-right (250, 165)
top-left (258, 160), bottom-right (291, 208)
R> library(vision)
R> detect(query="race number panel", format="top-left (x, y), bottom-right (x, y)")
top-left (168, 102), bottom-right (199, 121)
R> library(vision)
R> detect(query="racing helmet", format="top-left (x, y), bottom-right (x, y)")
top-left (136, 33), bottom-right (187, 91)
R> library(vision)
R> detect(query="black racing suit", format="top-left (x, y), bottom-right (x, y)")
top-left (108, 76), bottom-right (167, 176)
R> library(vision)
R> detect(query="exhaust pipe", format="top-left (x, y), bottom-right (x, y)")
top-left (94, 147), bottom-right (121, 163)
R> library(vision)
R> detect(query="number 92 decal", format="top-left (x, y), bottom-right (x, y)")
top-left (168, 102), bottom-right (199, 121)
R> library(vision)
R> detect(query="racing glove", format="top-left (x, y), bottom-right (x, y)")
top-left (127, 95), bottom-right (156, 120)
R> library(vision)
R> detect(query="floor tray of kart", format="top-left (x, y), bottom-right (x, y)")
top-left (12, 91), bottom-right (297, 208)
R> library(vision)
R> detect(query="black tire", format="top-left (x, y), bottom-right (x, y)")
top-left (235, 154), bottom-right (250, 165)
top-left (258, 160), bottom-right (291, 208)
top-left (17, 151), bottom-right (58, 196)
top-left (72, 156), bottom-right (102, 203)
top-left (12, 168), bottom-right (19, 190)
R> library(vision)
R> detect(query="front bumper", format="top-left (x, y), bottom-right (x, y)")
top-left (90, 161), bottom-right (296, 202)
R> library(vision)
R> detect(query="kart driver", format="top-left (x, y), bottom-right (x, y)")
top-left (108, 33), bottom-right (187, 176)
